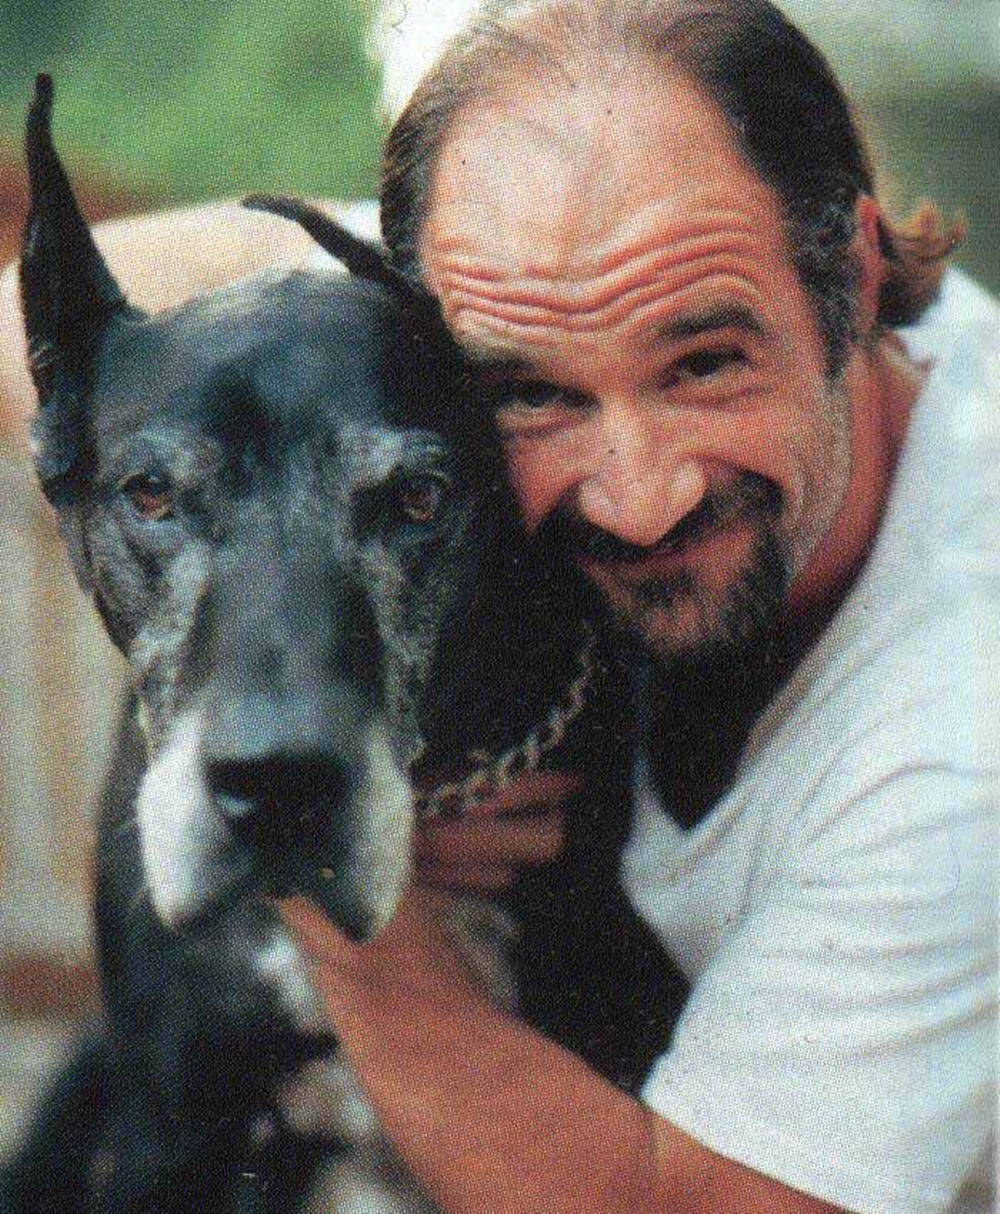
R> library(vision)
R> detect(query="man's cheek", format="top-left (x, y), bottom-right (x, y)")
top-left (504, 416), bottom-right (608, 530)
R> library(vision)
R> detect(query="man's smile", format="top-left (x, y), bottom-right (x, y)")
top-left (578, 515), bottom-right (757, 585)
top-left (546, 470), bottom-right (782, 577)
top-left (527, 471), bottom-right (788, 661)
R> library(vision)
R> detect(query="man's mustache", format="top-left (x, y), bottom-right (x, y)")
top-left (536, 472), bottom-right (782, 566)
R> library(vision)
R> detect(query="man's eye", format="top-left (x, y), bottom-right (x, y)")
top-left (666, 347), bottom-right (748, 385)
top-left (494, 380), bottom-right (589, 412)
top-left (508, 381), bottom-right (561, 410)
top-left (121, 473), bottom-right (175, 521)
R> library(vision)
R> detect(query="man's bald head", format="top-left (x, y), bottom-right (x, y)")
top-left (381, 0), bottom-right (961, 376)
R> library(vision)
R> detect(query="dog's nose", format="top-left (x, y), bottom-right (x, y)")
top-left (206, 752), bottom-right (349, 824)
top-left (201, 690), bottom-right (363, 835)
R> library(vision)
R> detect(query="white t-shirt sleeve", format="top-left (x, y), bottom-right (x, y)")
top-left (640, 755), bottom-right (997, 1214)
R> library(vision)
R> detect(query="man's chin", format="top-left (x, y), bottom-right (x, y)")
top-left (639, 603), bottom-right (722, 663)
top-left (586, 529), bottom-right (790, 671)
top-left (605, 585), bottom-right (743, 666)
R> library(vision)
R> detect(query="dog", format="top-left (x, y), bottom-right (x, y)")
top-left (1, 76), bottom-right (686, 1214)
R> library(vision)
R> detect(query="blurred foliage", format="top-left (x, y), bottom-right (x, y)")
top-left (0, 0), bottom-right (383, 203)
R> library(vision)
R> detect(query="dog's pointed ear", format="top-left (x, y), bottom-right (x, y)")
top-left (242, 194), bottom-right (436, 315)
top-left (21, 75), bottom-right (138, 499)
top-left (21, 75), bottom-right (133, 396)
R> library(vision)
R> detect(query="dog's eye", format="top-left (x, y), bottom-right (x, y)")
top-left (122, 473), bottom-right (175, 522)
top-left (395, 474), bottom-right (448, 525)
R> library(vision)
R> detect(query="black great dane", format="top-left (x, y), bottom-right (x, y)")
top-left (1, 77), bottom-right (686, 1214)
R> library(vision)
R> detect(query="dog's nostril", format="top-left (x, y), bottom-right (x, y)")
top-left (212, 788), bottom-right (257, 823)
top-left (206, 755), bottom-right (349, 819)
top-left (206, 758), bottom-right (267, 806)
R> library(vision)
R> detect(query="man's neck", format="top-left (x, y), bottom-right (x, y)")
top-left (785, 332), bottom-right (925, 621)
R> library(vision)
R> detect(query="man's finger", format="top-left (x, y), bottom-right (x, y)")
top-left (436, 770), bottom-right (584, 819)
top-left (415, 813), bottom-right (566, 865)
top-left (280, 895), bottom-right (348, 963)
top-left (415, 863), bottom-right (516, 892)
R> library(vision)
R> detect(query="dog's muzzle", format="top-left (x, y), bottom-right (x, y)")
top-left (136, 705), bottom-right (413, 940)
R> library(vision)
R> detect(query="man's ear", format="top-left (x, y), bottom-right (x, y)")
top-left (852, 195), bottom-right (885, 344)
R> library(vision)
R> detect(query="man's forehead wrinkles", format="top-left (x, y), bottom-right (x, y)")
top-left (588, 205), bottom-right (769, 276)
top-left (446, 281), bottom-right (778, 379)
top-left (454, 318), bottom-right (562, 359)
top-left (428, 205), bottom-right (765, 283)
top-left (442, 260), bottom-right (768, 342)
top-left (435, 237), bottom-right (761, 324)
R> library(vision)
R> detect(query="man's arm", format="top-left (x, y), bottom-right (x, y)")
top-left (0, 197), bottom-right (355, 443)
top-left (282, 893), bottom-right (845, 1214)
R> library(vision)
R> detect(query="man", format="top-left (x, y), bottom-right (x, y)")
top-left (1, 2), bottom-right (995, 1211)
top-left (283, 6), bottom-right (996, 1213)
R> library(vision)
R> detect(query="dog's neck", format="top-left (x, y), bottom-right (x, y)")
top-left (415, 616), bottom-right (595, 820)
top-left (414, 534), bottom-right (594, 789)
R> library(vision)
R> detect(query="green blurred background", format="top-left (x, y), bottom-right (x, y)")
top-left (0, 0), bottom-right (383, 203)
top-left (0, 0), bottom-right (995, 287)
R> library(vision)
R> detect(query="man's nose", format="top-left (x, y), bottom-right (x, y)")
top-left (574, 404), bottom-right (706, 548)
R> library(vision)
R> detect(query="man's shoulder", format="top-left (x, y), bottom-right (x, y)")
top-left (758, 590), bottom-right (988, 772)
top-left (745, 560), bottom-right (994, 829)
top-left (899, 267), bottom-right (1000, 366)
top-left (879, 268), bottom-right (999, 582)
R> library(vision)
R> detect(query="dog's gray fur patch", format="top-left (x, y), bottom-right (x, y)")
top-left (135, 707), bottom-right (251, 929)
top-left (128, 544), bottom-right (210, 745)
top-left (339, 721), bottom-right (414, 935)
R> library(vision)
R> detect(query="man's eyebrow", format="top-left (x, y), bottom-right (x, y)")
top-left (461, 349), bottom-right (539, 379)
top-left (655, 305), bottom-right (770, 343)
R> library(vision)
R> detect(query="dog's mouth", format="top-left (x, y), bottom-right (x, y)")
top-left (136, 707), bottom-right (413, 941)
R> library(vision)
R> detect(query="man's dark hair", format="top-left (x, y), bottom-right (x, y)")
top-left (381, 0), bottom-right (963, 376)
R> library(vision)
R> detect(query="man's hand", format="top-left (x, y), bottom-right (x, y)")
top-left (282, 886), bottom-right (496, 1010)
top-left (281, 769), bottom-right (583, 1007)
top-left (282, 879), bottom-right (846, 1214)
top-left (414, 770), bottom-right (583, 892)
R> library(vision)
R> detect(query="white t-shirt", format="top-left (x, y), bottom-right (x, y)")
top-left (621, 269), bottom-right (999, 1214)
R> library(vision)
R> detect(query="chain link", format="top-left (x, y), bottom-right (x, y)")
top-left (415, 620), bottom-right (596, 822)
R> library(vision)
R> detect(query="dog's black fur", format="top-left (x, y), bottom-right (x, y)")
top-left (1, 77), bottom-right (686, 1214)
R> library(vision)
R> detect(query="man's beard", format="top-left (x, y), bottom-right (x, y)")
top-left (626, 524), bottom-right (789, 667)
top-left (535, 472), bottom-right (791, 673)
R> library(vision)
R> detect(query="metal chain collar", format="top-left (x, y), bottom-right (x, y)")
top-left (415, 619), bottom-right (597, 822)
